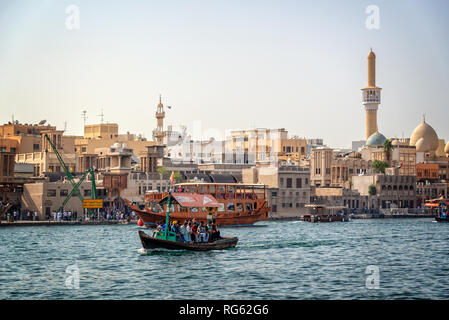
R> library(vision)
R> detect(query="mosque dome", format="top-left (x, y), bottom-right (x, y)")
top-left (415, 138), bottom-right (432, 153)
top-left (366, 131), bottom-right (387, 147)
top-left (444, 141), bottom-right (449, 154)
top-left (409, 117), bottom-right (439, 152)
top-left (391, 139), bottom-right (400, 146)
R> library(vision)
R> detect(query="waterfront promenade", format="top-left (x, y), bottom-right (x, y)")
top-left (0, 220), bottom-right (138, 227)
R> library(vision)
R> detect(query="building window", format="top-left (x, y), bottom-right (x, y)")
top-left (84, 190), bottom-right (91, 197)
top-left (272, 205), bottom-right (277, 212)
top-left (296, 178), bottom-right (302, 188)
top-left (33, 144), bottom-right (40, 151)
top-left (60, 189), bottom-right (68, 197)
top-left (279, 178), bottom-right (284, 186)
top-left (272, 191), bottom-right (277, 197)
top-left (47, 189), bottom-right (56, 197)
top-left (286, 178), bottom-right (292, 188)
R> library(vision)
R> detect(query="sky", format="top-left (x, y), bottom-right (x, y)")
top-left (0, 0), bottom-right (448, 148)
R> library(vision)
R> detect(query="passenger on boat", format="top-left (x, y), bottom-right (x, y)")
top-left (180, 221), bottom-right (191, 242)
top-left (198, 221), bottom-right (209, 243)
top-left (190, 221), bottom-right (200, 242)
top-left (209, 220), bottom-right (222, 241)
top-left (171, 221), bottom-right (182, 241)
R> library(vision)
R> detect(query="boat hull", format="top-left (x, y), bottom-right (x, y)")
top-left (435, 216), bottom-right (449, 222)
top-left (132, 205), bottom-right (269, 227)
top-left (138, 230), bottom-right (238, 251)
top-left (302, 215), bottom-right (350, 223)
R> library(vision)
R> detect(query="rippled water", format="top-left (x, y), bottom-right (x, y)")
top-left (1, 219), bottom-right (448, 299)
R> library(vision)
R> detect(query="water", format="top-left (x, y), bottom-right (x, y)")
top-left (1, 219), bottom-right (448, 299)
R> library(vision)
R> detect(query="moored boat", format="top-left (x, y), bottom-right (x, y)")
top-left (425, 198), bottom-right (449, 222)
top-left (302, 205), bottom-right (350, 223)
top-left (128, 183), bottom-right (270, 227)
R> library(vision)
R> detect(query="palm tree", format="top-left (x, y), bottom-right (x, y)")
top-left (383, 139), bottom-right (393, 166)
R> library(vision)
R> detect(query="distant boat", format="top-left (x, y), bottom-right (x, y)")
top-left (424, 198), bottom-right (449, 222)
top-left (302, 204), bottom-right (350, 223)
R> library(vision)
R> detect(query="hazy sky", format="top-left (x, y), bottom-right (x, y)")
top-left (0, 0), bottom-right (448, 148)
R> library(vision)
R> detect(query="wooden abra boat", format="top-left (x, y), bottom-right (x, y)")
top-left (137, 192), bottom-right (238, 251)
top-left (128, 183), bottom-right (270, 227)
top-left (138, 230), bottom-right (238, 251)
top-left (425, 198), bottom-right (449, 222)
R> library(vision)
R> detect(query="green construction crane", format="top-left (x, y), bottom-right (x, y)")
top-left (44, 134), bottom-right (98, 215)
top-left (58, 168), bottom-right (97, 213)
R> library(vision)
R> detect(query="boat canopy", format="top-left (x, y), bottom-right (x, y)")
top-left (159, 192), bottom-right (221, 208)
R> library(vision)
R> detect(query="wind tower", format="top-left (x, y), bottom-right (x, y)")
top-left (153, 95), bottom-right (166, 145)
top-left (362, 48), bottom-right (382, 140)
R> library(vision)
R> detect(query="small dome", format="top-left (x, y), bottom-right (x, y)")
top-left (409, 117), bottom-right (439, 152)
top-left (415, 138), bottom-right (432, 153)
top-left (445, 141), bottom-right (449, 154)
top-left (391, 139), bottom-right (400, 146)
top-left (367, 131), bottom-right (387, 146)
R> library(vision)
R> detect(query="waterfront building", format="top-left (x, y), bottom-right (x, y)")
top-left (330, 153), bottom-right (372, 188)
top-left (21, 179), bottom-right (93, 220)
top-left (416, 181), bottom-right (447, 207)
top-left (313, 187), bottom-right (368, 211)
top-left (242, 164), bottom-right (310, 218)
top-left (352, 173), bottom-right (416, 209)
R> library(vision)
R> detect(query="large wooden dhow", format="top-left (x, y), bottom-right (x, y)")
top-left (128, 183), bottom-right (270, 227)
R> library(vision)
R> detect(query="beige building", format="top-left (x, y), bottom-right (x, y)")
top-left (21, 180), bottom-right (93, 219)
top-left (331, 154), bottom-right (372, 188)
top-left (243, 164), bottom-right (310, 218)
top-left (225, 128), bottom-right (307, 165)
top-left (352, 173), bottom-right (416, 209)
top-left (310, 147), bottom-right (333, 187)
top-left (84, 123), bottom-right (119, 140)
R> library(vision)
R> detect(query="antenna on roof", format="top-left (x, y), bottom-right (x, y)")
top-left (98, 108), bottom-right (104, 124)
top-left (82, 110), bottom-right (88, 126)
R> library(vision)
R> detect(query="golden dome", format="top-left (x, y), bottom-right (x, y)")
top-left (415, 138), bottom-right (432, 153)
top-left (409, 117), bottom-right (439, 152)
top-left (445, 141), bottom-right (449, 154)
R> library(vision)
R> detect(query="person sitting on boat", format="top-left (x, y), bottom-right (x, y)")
top-left (180, 221), bottom-right (191, 243)
top-left (209, 220), bottom-right (222, 242)
top-left (198, 221), bottom-right (209, 243)
top-left (190, 221), bottom-right (200, 242)
top-left (171, 221), bottom-right (182, 241)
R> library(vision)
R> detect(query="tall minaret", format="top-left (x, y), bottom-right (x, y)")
top-left (153, 95), bottom-right (165, 145)
top-left (362, 49), bottom-right (382, 140)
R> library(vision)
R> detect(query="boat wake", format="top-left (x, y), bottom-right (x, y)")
top-left (137, 248), bottom-right (148, 255)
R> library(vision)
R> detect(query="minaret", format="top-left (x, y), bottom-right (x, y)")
top-left (362, 49), bottom-right (382, 140)
top-left (153, 95), bottom-right (165, 145)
